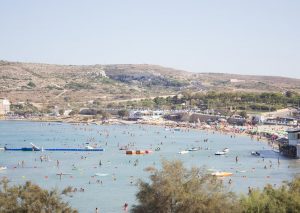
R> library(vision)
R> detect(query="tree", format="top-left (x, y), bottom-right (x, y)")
top-left (0, 178), bottom-right (77, 213)
top-left (118, 109), bottom-right (129, 118)
top-left (131, 160), bottom-right (238, 213)
top-left (101, 111), bottom-right (111, 121)
top-left (59, 109), bottom-right (64, 116)
top-left (69, 109), bottom-right (79, 116)
top-left (239, 111), bottom-right (248, 119)
top-left (240, 177), bottom-right (300, 213)
top-left (27, 81), bottom-right (36, 88)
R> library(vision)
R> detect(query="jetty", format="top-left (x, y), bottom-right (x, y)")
top-left (3, 143), bottom-right (104, 152)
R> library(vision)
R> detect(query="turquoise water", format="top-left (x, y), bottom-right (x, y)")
top-left (0, 121), bottom-right (300, 213)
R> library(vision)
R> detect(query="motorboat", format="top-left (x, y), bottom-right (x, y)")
top-left (223, 148), bottom-right (230, 153)
top-left (119, 146), bottom-right (128, 150)
top-left (178, 150), bottom-right (189, 154)
top-left (215, 151), bottom-right (226, 155)
top-left (0, 166), bottom-right (7, 170)
top-left (251, 151), bottom-right (260, 156)
top-left (188, 147), bottom-right (200, 151)
top-left (85, 145), bottom-right (94, 150)
top-left (211, 171), bottom-right (233, 177)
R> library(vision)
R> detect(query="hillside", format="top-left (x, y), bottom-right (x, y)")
top-left (1, 60), bottom-right (300, 109)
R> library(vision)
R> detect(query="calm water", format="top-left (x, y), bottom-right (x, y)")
top-left (0, 121), bottom-right (300, 212)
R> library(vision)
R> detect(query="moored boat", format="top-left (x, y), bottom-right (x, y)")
top-left (188, 147), bottom-right (200, 151)
top-left (178, 150), bottom-right (189, 154)
top-left (211, 171), bottom-right (233, 177)
top-left (223, 148), bottom-right (230, 153)
top-left (215, 151), bottom-right (226, 155)
top-left (0, 166), bottom-right (7, 170)
top-left (251, 151), bottom-right (260, 156)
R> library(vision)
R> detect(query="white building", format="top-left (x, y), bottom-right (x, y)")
top-left (0, 98), bottom-right (11, 115)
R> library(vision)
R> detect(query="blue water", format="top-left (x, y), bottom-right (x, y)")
top-left (0, 121), bottom-right (300, 213)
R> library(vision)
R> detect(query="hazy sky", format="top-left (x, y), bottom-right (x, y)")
top-left (0, 0), bottom-right (299, 78)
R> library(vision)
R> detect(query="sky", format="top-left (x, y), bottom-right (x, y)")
top-left (0, 0), bottom-right (299, 78)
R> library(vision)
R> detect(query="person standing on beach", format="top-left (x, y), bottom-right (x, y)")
top-left (57, 160), bottom-right (60, 168)
top-left (235, 156), bottom-right (239, 163)
top-left (95, 207), bottom-right (99, 213)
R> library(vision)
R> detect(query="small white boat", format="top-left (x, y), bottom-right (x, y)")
top-left (0, 147), bottom-right (5, 151)
top-left (95, 173), bottom-right (109, 177)
top-left (0, 166), bottom-right (7, 170)
top-left (178, 150), bottom-right (189, 154)
top-left (85, 145), bottom-right (94, 150)
top-left (215, 151), bottom-right (226, 155)
top-left (188, 147), bottom-right (199, 151)
top-left (223, 148), bottom-right (230, 153)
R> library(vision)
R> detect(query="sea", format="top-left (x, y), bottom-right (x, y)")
top-left (0, 121), bottom-right (299, 213)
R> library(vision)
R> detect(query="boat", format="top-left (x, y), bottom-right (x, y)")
top-left (119, 146), bottom-right (128, 150)
top-left (95, 173), bottom-right (109, 177)
top-left (223, 148), bottom-right (230, 153)
top-left (215, 151), bottom-right (226, 155)
top-left (178, 150), bottom-right (189, 154)
top-left (85, 145), bottom-right (94, 150)
top-left (211, 172), bottom-right (233, 177)
top-left (0, 166), bottom-right (7, 170)
top-left (188, 147), bottom-right (200, 151)
top-left (251, 151), bottom-right (260, 156)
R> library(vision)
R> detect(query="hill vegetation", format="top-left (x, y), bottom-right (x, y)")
top-left (1, 60), bottom-right (300, 111)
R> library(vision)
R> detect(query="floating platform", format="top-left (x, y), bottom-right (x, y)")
top-left (4, 147), bottom-right (104, 152)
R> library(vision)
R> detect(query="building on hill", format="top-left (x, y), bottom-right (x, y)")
top-left (0, 98), bottom-right (11, 115)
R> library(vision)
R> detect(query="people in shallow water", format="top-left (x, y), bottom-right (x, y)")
top-left (123, 202), bottom-right (128, 212)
